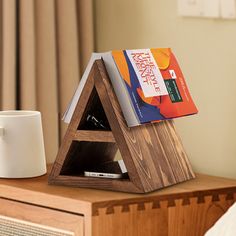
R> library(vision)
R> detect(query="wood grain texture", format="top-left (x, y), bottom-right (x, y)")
top-left (73, 130), bottom-right (115, 142)
top-left (49, 66), bottom-right (96, 179)
top-left (49, 59), bottom-right (195, 193)
top-left (92, 194), bottom-right (236, 236)
top-left (1, 172), bottom-right (236, 236)
top-left (95, 60), bottom-right (194, 192)
top-left (91, 186), bottom-right (236, 216)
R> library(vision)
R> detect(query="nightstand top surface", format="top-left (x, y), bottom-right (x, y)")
top-left (1, 167), bottom-right (236, 217)
top-left (0, 170), bottom-right (236, 202)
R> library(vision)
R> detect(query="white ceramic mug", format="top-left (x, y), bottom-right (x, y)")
top-left (0, 110), bottom-right (47, 178)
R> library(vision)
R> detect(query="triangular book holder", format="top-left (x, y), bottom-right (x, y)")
top-left (49, 60), bottom-right (195, 193)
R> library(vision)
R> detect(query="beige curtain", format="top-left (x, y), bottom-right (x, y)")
top-left (0, 0), bottom-right (94, 163)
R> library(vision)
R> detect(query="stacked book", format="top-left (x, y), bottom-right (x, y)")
top-left (63, 48), bottom-right (198, 127)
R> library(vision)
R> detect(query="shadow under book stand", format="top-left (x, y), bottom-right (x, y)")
top-left (49, 59), bottom-right (195, 193)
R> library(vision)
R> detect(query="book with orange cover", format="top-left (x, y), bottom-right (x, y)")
top-left (63, 48), bottom-right (198, 127)
top-left (111, 48), bottom-right (198, 125)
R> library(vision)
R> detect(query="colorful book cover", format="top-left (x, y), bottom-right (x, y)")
top-left (112, 48), bottom-right (198, 124)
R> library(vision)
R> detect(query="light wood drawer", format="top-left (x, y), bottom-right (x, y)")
top-left (0, 198), bottom-right (84, 236)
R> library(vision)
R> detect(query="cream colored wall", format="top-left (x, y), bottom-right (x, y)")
top-left (94, 0), bottom-right (236, 179)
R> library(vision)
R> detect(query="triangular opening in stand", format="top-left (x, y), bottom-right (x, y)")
top-left (59, 141), bottom-right (122, 176)
top-left (77, 88), bottom-right (111, 131)
top-left (59, 85), bottom-right (128, 180)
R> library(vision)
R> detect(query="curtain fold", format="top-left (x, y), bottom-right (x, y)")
top-left (19, 0), bottom-right (37, 109)
top-left (0, 0), bottom-right (94, 163)
top-left (55, 0), bottom-right (80, 139)
top-left (77, 0), bottom-right (94, 73)
top-left (1, 0), bottom-right (16, 109)
top-left (35, 0), bottom-right (59, 163)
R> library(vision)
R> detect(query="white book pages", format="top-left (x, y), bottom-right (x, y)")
top-left (102, 52), bottom-right (140, 127)
top-left (63, 53), bottom-right (102, 123)
top-left (63, 52), bottom-right (139, 127)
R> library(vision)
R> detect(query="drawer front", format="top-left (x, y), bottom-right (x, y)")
top-left (0, 198), bottom-right (84, 236)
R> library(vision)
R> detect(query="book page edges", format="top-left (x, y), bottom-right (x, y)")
top-left (63, 53), bottom-right (102, 123)
top-left (102, 52), bottom-right (140, 127)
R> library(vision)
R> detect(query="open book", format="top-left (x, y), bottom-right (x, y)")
top-left (63, 48), bottom-right (198, 127)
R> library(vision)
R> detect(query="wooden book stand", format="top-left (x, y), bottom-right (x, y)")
top-left (49, 59), bottom-right (195, 193)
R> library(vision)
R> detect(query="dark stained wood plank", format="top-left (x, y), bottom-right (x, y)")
top-left (95, 60), bottom-right (195, 192)
top-left (49, 66), bottom-right (96, 179)
top-left (73, 130), bottom-right (115, 143)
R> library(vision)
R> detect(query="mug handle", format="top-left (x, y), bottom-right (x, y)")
top-left (0, 127), bottom-right (4, 137)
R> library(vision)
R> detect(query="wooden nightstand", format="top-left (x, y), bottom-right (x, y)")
top-left (0, 171), bottom-right (236, 236)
